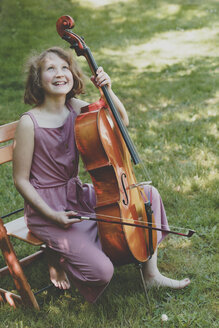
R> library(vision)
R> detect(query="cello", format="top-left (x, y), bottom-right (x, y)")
top-left (56, 16), bottom-right (194, 266)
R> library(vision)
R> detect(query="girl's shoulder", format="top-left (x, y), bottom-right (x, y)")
top-left (19, 110), bottom-right (35, 127)
top-left (15, 111), bottom-right (35, 141)
top-left (69, 98), bottom-right (89, 115)
top-left (18, 108), bottom-right (40, 128)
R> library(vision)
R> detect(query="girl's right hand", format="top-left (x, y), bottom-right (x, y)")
top-left (51, 210), bottom-right (82, 229)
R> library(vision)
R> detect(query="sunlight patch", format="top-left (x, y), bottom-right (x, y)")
top-left (126, 27), bottom-right (219, 68)
top-left (101, 27), bottom-right (219, 70)
top-left (153, 3), bottom-right (180, 19)
top-left (191, 150), bottom-right (218, 169)
top-left (77, 0), bottom-right (130, 8)
top-left (168, 237), bottom-right (192, 249)
top-left (173, 106), bottom-right (218, 125)
top-left (182, 164), bottom-right (218, 194)
top-left (205, 91), bottom-right (219, 105)
top-left (159, 236), bottom-right (192, 249)
top-left (208, 123), bottom-right (219, 139)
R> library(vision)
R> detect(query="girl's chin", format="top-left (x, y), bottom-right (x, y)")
top-left (47, 88), bottom-right (71, 96)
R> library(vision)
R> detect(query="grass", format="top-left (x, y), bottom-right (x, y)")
top-left (0, 0), bottom-right (218, 327)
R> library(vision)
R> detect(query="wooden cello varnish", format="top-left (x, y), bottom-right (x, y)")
top-left (75, 104), bottom-right (157, 265)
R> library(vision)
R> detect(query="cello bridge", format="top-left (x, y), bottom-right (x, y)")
top-left (128, 181), bottom-right (152, 190)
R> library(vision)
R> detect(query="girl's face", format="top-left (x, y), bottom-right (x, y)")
top-left (40, 53), bottom-right (74, 98)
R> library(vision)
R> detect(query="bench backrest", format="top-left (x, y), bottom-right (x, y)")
top-left (0, 121), bottom-right (18, 164)
top-left (0, 121), bottom-right (44, 247)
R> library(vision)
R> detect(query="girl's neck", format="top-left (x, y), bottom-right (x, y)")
top-left (32, 96), bottom-right (70, 128)
top-left (40, 95), bottom-right (67, 113)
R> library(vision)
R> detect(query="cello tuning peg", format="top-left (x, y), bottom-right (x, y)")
top-left (62, 35), bottom-right (72, 41)
top-left (70, 41), bottom-right (79, 48)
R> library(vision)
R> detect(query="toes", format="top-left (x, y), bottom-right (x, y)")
top-left (57, 281), bottom-right (62, 289)
top-left (51, 278), bottom-right (58, 288)
top-left (61, 281), bottom-right (68, 290)
top-left (51, 277), bottom-right (70, 290)
top-left (179, 278), bottom-right (191, 289)
top-left (63, 278), bottom-right (71, 289)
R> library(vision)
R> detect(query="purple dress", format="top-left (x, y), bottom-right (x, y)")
top-left (24, 103), bottom-right (169, 303)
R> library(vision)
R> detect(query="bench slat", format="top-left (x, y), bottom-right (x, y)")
top-left (0, 144), bottom-right (13, 164)
top-left (5, 217), bottom-right (43, 246)
top-left (0, 121), bottom-right (18, 143)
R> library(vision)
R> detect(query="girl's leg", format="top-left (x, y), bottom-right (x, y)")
top-left (143, 248), bottom-right (190, 289)
top-left (43, 220), bottom-right (113, 302)
top-left (143, 186), bottom-right (190, 289)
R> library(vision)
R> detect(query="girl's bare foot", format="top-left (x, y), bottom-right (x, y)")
top-left (144, 271), bottom-right (191, 289)
top-left (49, 264), bottom-right (70, 290)
top-left (143, 249), bottom-right (191, 289)
top-left (45, 247), bottom-right (70, 290)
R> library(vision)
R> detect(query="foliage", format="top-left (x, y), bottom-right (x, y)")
top-left (0, 0), bottom-right (218, 327)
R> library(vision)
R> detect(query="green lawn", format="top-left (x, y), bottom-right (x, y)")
top-left (0, 0), bottom-right (218, 327)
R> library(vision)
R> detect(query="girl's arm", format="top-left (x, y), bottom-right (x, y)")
top-left (71, 67), bottom-right (129, 125)
top-left (13, 115), bottom-right (79, 228)
top-left (91, 67), bottom-right (129, 126)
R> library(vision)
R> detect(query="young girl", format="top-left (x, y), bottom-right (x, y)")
top-left (13, 47), bottom-right (190, 303)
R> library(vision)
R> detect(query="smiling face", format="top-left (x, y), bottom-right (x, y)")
top-left (24, 47), bottom-right (85, 106)
top-left (40, 52), bottom-right (74, 99)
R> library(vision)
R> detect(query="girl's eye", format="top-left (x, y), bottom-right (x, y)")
top-left (63, 66), bottom-right (69, 70)
top-left (47, 66), bottom-right (54, 71)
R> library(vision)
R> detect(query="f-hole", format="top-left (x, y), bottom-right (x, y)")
top-left (121, 173), bottom-right (129, 206)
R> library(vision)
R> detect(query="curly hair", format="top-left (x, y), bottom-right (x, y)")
top-left (24, 47), bottom-right (85, 106)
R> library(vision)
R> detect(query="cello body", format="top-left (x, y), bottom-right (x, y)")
top-left (75, 103), bottom-right (157, 265)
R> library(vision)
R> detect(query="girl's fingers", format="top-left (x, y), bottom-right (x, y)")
top-left (67, 218), bottom-right (81, 223)
top-left (66, 210), bottom-right (78, 217)
top-left (56, 211), bottom-right (81, 228)
top-left (96, 74), bottom-right (111, 87)
top-left (91, 68), bottom-right (111, 88)
top-left (63, 218), bottom-right (81, 229)
top-left (96, 66), bottom-right (103, 74)
top-left (95, 67), bottom-right (111, 86)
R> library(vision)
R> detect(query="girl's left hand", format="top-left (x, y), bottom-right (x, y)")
top-left (91, 67), bottom-right (111, 89)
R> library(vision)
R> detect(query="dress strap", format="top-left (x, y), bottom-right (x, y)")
top-left (66, 101), bottom-right (79, 118)
top-left (66, 101), bottom-right (74, 112)
top-left (21, 112), bottom-right (39, 128)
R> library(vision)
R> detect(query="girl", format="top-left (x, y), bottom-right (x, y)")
top-left (13, 47), bottom-right (190, 303)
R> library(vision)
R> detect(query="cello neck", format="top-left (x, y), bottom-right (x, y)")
top-left (85, 47), bottom-right (141, 165)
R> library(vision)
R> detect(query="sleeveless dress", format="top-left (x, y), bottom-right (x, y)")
top-left (23, 103), bottom-right (169, 303)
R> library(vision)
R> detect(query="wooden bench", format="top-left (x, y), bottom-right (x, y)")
top-left (0, 121), bottom-right (45, 309)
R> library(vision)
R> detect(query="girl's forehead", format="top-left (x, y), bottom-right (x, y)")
top-left (42, 52), bottom-right (68, 66)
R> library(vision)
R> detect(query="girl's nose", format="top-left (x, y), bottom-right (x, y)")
top-left (56, 67), bottom-right (64, 77)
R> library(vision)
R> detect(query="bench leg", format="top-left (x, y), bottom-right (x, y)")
top-left (0, 288), bottom-right (22, 308)
top-left (0, 249), bottom-right (44, 277)
top-left (0, 218), bottom-right (39, 309)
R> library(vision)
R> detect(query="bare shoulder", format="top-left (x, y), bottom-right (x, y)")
top-left (13, 113), bottom-right (35, 179)
top-left (15, 114), bottom-right (34, 139)
top-left (69, 98), bottom-right (89, 115)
